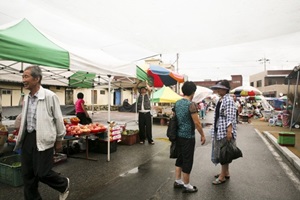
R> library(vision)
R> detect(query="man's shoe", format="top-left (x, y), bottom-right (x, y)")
top-left (59, 177), bottom-right (70, 200)
top-left (173, 181), bottom-right (184, 188)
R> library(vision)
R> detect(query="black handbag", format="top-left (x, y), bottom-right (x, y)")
top-left (166, 114), bottom-right (177, 142)
top-left (219, 140), bottom-right (243, 165)
top-left (169, 141), bottom-right (178, 159)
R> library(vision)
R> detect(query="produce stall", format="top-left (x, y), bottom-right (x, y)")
top-left (63, 117), bottom-right (116, 161)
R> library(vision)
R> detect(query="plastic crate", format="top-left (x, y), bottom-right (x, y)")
top-left (278, 132), bottom-right (295, 146)
top-left (0, 154), bottom-right (23, 187)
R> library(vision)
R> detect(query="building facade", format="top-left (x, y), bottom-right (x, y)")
top-left (194, 75), bottom-right (243, 90)
top-left (249, 70), bottom-right (299, 97)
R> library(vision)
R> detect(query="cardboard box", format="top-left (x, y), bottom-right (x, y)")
top-left (0, 154), bottom-right (23, 187)
top-left (278, 132), bottom-right (295, 146)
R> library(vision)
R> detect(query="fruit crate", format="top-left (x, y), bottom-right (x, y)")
top-left (278, 132), bottom-right (295, 146)
top-left (0, 154), bottom-right (23, 187)
top-left (119, 134), bottom-right (137, 145)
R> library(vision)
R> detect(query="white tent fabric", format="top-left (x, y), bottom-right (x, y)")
top-left (1, 0), bottom-right (300, 83)
top-left (2, 0), bottom-right (300, 161)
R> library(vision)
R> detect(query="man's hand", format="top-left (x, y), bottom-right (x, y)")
top-left (55, 141), bottom-right (63, 152)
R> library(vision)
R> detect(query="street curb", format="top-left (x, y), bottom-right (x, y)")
top-left (262, 131), bottom-right (300, 172)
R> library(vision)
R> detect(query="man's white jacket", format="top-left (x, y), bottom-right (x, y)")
top-left (14, 86), bottom-right (66, 151)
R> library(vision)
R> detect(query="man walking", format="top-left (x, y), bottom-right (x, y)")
top-left (14, 65), bottom-right (70, 200)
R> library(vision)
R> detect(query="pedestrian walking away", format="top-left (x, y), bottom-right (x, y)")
top-left (210, 79), bottom-right (237, 185)
top-left (14, 65), bottom-right (70, 200)
top-left (173, 81), bottom-right (206, 193)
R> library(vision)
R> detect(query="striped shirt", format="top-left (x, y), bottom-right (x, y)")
top-left (212, 93), bottom-right (237, 140)
top-left (26, 93), bottom-right (38, 132)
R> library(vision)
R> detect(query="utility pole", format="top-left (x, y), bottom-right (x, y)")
top-left (176, 53), bottom-right (179, 93)
top-left (258, 57), bottom-right (270, 71)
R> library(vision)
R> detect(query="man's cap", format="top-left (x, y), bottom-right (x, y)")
top-left (211, 81), bottom-right (230, 90)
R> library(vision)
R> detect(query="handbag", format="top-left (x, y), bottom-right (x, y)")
top-left (219, 140), bottom-right (243, 165)
top-left (166, 114), bottom-right (177, 142)
top-left (169, 141), bottom-right (178, 159)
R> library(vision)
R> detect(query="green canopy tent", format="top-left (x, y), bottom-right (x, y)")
top-left (0, 19), bottom-right (71, 124)
top-left (69, 71), bottom-right (96, 88)
top-left (0, 19), bottom-right (129, 161)
top-left (0, 19), bottom-right (69, 68)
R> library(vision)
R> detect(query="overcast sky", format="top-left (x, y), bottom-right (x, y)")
top-left (1, 0), bottom-right (300, 86)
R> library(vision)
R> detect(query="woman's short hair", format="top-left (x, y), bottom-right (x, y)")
top-left (181, 81), bottom-right (197, 96)
top-left (77, 92), bottom-right (84, 99)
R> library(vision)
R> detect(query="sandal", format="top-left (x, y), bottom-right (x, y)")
top-left (182, 186), bottom-right (198, 193)
top-left (212, 178), bottom-right (226, 185)
top-left (214, 174), bottom-right (230, 179)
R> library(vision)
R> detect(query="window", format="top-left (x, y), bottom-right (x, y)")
top-left (91, 90), bottom-right (97, 104)
top-left (65, 89), bottom-right (74, 105)
top-left (100, 90), bottom-right (105, 95)
top-left (250, 82), bottom-right (254, 87)
top-left (256, 80), bottom-right (262, 87)
top-left (1, 89), bottom-right (11, 95)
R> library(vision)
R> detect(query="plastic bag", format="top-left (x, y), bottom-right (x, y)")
top-left (219, 140), bottom-right (243, 165)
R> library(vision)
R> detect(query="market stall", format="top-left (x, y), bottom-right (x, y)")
top-left (0, 19), bottom-right (136, 161)
top-left (151, 86), bottom-right (181, 125)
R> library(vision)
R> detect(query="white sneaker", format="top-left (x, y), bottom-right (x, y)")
top-left (59, 177), bottom-right (70, 200)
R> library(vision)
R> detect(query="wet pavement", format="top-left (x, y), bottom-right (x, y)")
top-left (0, 111), bottom-right (300, 200)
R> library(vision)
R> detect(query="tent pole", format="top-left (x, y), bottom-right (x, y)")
top-left (107, 75), bottom-right (112, 161)
top-left (91, 89), bottom-right (94, 121)
top-left (290, 70), bottom-right (300, 130)
top-left (287, 79), bottom-right (290, 112)
top-left (176, 53), bottom-right (179, 93)
top-left (0, 89), bottom-right (2, 123)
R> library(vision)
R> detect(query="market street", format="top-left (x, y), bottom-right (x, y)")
top-left (1, 111), bottom-right (300, 200)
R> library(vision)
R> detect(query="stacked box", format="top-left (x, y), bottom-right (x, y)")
top-left (0, 154), bottom-right (23, 187)
top-left (278, 132), bottom-right (295, 146)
